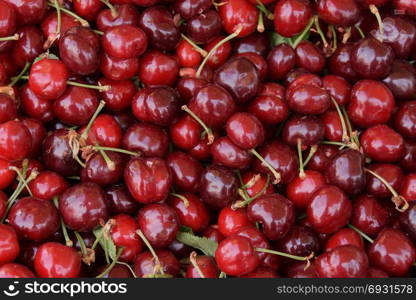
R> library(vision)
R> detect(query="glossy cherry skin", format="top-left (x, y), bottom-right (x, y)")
top-left (0, 0), bottom-right (16, 37)
top-left (4, 0), bottom-right (47, 26)
top-left (253, 141), bottom-right (298, 184)
top-left (316, 245), bottom-right (369, 278)
top-left (326, 149), bottom-right (366, 195)
top-left (203, 225), bottom-right (225, 243)
top-left (134, 250), bottom-right (180, 277)
top-left (177, 39), bottom-right (202, 68)
top-left (138, 203), bottom-right (179, 248)
top-left (218, 206), bottom-right (252, 237)
top-left (0, 225), bottom-right (19, 265)
top-left (0, 120), bottom-right (32, 162)
top-left (295, 41), bottom-right (326, 74)
top-left (176, 77), bottom-right (207, 102)
top-left (242, 171), bottom-right (274, 199)
top-left (329, 43), bottom-right (358, 82)
top-left (317, 0), bottom-right (360, 26)
top-left (96, 4), bottom-right (140, 32)
top-left (28, 171), bottom-right (69, 201)
top-left (0, 263), bottom-right (35, 278)
top-left (59, 27), bottom-right (100, 76)
top-left (100, 52), bottom-right (139, 81)
top-left (348, 80), bottom-right (395, 128)
top-left (169, 193), bottom-right (210, 233)
top-left (400, 201), bottom-right (416, 241)
top-left (103, 25), bottom-right (147, 59)
top-left (287, 85), bottom-right (330, 115)
top-left (400, 141), bottom-right (416, 173)
top-left (82, 151), bottom-right (125, 187)
top-left (34, 242), bottom-right (81, 278)
top-left (21, 118), bottom-right (46, 158)
top-left (215, 235), bottom-right (259, 276)
top-left (234, 32), bottom-right (269, 57)
top-left (139, 50), bottom-right (179, 87)
top-left (394, 0), bottom-right (416, 16)
top-left (274, 0), bottom-right (312, 37)
top-left (383, 61), bottom-right (416, 101)
top-left (395, 101), bottom-right (416, 139)
top-left (369, 228), bottom-right (416, 277)
top-left (170, 115), bottom-right (201, 150)
top-left (40, 11), bottom-right (79, 48)
top-left (277, 225), bottom-right (320, 258)
top-left (267, 43), bottom-right (296, 80)
top-left (400, 173), bottom-right (416, 202)
top-left (42, 129), bottom-right (79, 177)
top-left (20, 84), bottom-right (54, 122)
top-left (29, 58), bottom-right (69, 100)
top-left (106, 184), bottom-right (139, 215)
top-left (324, 228), bottom-right (364, 252)
top-left (11, 26), bottom-right (44, 68)
top-left (211, 136), bottom-right (251, 169)
top-left (0, 159), bottom-right (15, 190)
top-left (124, 157), bottom-right (172, 204)
top-left (0, 93), bottom-right (17, 123)
top-left (72, 0), bottom-right (103, 21)
top-left (174, 0), bottom-right (211, 19)
top-left (322, 110), bottom-right (343, 142)
top-left (286, 170), bottom-right (326, 209)
top-left (188, 84), bottom-right (236, 128)
top-left (99, 78), bottom-right (137, 112)
top-left (214, 57), bottom-right (260, 104)
top-left (247, 193), bottom-right (295, 240)
top-left (322, 75), bottom-right (351, 106)
top-left (226, 112), bottom-right (265, 150)
top-left (286, 261), bottom-right (318, 278)
top-left (0, 191), bottom-right (6, 219)
top-left (59, 182), bottom-right (108, 232)
top-left (110, 214), bottom-right (142, 263)
top-left (186, 255), bottom-right (219, 278)
top-left (219, 0), bottom-right (258, 38)
top-left (366, 163), bottom-right (404, 199)
top-left (84, 114), bottom-right (123, 149)
top-left (167, 151), bottom-right (202, 193)
top-left (282, 115), bottom-right (325, 148)
top-left (249, 95), bottom-right (289, 125)
top-left (122, 123), bottom-right (168, 157)
top-left (139, 6), bottom-right (179, 51)
top-left (307, 185), bottom-right (352, 234)
top-left (186, 9), bottom-right (222, 44)
top-left (361, 125), bottom-right (405, 163)
top-left (53, 86), bottom-right (99, 126)
top-left (234, 226), bottom-right (270, 262)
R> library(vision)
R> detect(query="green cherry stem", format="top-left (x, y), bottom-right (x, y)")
top-left (180, 34), bottom-right (207, 57)
top-left (250, 149), bottom-right (281, 184)
top-left (8, 62), bottom-right (30, 87)
top-left (170, 193), bottom-right (190, 208)
top-left (302, 144), bottom-right (318, 169)
top-left (255, 248), bottom-right (314, 270)
top-left (137, 229), bottom-right (164, 275)
top-left (96, 247), bottom-right (124, 278)
top-left (256, 0), bottom-right (274, 20)
top-left (313, 16), bottom-right (328, 47)
top-left (181, 105), bottom-right (214, 145)
top-left (100, 0), bottom-right (118, 18)
top-left (347, 224), bottom-right (374, 244)
top-left (53, 196), bottom-right (73, 247)
top-left (80, 100), bottom-right (106, 141)
top-left (292, 16), bottom-right (315, 48)
top-left (0, 33), bottom-right (19, 41)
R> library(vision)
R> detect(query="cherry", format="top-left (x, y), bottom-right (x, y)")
top-left (168, 240), bottom-right (192, 259)
top-left (215, 235), bottom-right (259, 276)
top-left (41, 11), bottom-right (80, 49)
top-left (282, 115), bottom-right (325, 148)
top-left (267, 43), bottom-right (296, 81)
top-left (226, 112), bottom-right (265, 150)
top-left (106, 184), bottom-right (139, 215)
top-left (170, 115), bottom-right (201, 150)
top-left (21, 118), bottom-right (46, 158)
top-left (0, 0), bottom-right (16, 37)
top-left (0, 263), bottom-right (35, 278)
top-left (203, 225), bottom-right (225, 243)
top-left (174, 0), bottom-right (211, 19)
top-left (286, 170), bottom-right (326, 209)
top-left (187, 10), bottom-right (222, 44)
top-left (322, 110), bottom-right (344, 142)
top-left (134, 249), bottom-right (180, 277)
top-left (274, 0), bottom-right (312, 37)
top-left (0, 224), bottom-right (19, 265)
top-left (368, 267), bottom-right (389, 278)
top-left (317, 0), bottom-right (361, 27)
top-left (351, 194), bottom-right (389, 237)
top-left (211, 136), bottom-right (251, 169)
top-left (394, 0), bottom-right (416, 16)
top-left (72, 0), bottom-right (103, 21)
top-left (400, 201), bottom-right (416, 241)
top-left (0, 120), bottom-right (32, 162)
top-left (316, 245), bottom-right (369, 278)
top-left (84, 114), bottom-right (123, 148)
top-left (400, 173), bottom-right (416, 202)
top-left (287, 85), bottom-right (330, 115)
top-left (177, 39), bottom-right (203, 68)
top-left (326, 149), bottom-right (366, 195)
top-left (0, 191), bottom-right (6, 219)
top-left (59, 182), bottom-right (109, 232)
top-left (234, 32), bottom-right (270, 57)
top-left (103, 25), bottom-right (147, 59)
top-left (241, 171), bottom-right (274, 199)
top-left (100, 52), bottom-right (140, 81)
top-left (366, 163), bottom-right (404, 199)
top-left (122, 123), bottom-right (168, 157)
top-left (176, 77), bottom-right (207, 102)
top-left (329, 43), bottom-right (359, 82)
top-left (369, 228), bottom-right (416, 276)
top-left (383, 60), bottom-right (416, 101)
top-left (395, 101), bottom-right (416, 139)
top-left (219, 0), bottom-right (258, 38)
top-left (295, 41), bottom-right (326, 74)
top-left (286, 261), bottom-right (318, 278)
top-left (96, 264), bottom-right (133, 278)
top-left (0, 93), bottom-right (17, 123)
top-left (322, 75), bottom-right (351, 106)
top-left (139, 50), bottom-right (179, 87)
top-left (247, 193), bottom-right (295, 240)
top-left (277, 225), bottom-right (320, 259)
top-left (138, 203), bottom-right (179, 248)
top-left (124, 157), bottom-right (172, 204)
top-left (187, 130), bottom-right (217, 160)
top-left (249, 94), bottom-right (288, 126)
top-left (4, 0), bottom-right (47, 26)
top-left (110, 214), bottom-right (142, 263)
top-left (99, 78), bottom-right (137, 112)
top-left (203, 36), bottom-right (232, 69)
top-left (218, 206), bottom-right (252, 237)
top-left (11, 26), bottom-right (44, 68)
top-left (82, 151), bottom-right (125, 186)
top-left (167, 151), bottom-right (202, 193)
top-left (307, 185), bottom-right (352, 234)
top-left (20, 84), bottom-right (54, 122)
top-left (34, 242), bottom-right (81, 278)
top-left (0, 159), bottom-right (15, 190)
top-left (186, 255), bottom-right (219, 278)
top-left (400, 141), bottom-right (416, 173)
top-left (324, 228), bottom-right (364, 252)
top-left (237, 52), bottom-right (268, 81)
top-left (112, 110), bottom-right (137, 132)
top-left (234, 226), bottom-right (270, 263)
top-left (96, 4), bottom-right (140, 32)
top-left (28, 170), bottom-right (69, 201)
top-left (169, 193), bottom-right (210, 233)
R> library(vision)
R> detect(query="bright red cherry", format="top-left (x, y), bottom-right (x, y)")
top-left (324, 228), bottom-right (364, 252)
top-left (317, 0), bottom-right (360, 27)
top-left (186, 255), bottom-right (219, 278)
top-left (0, 120), bottom-right (32, 162)
top-left (274, 0), bottom-right (312, 38)
top-left (110, 214), bottom-right (142, 263)
top-left (0, 224), bottom-right (19, 265)
top-left (286, 170), bottom-right (326, 209)
top-left (218, 206), bottom-right (252, 237)
top-left (0, 263), bottom-right (35, 278)
top-left (139, 50), bottom-right (179, 87)
top-left (218, 0), bottom-right (258, 38)
top-left (102, 25), bottom-right (148, 59)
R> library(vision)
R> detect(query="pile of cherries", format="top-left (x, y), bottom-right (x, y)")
top-left (0, 0), bottom-right (416, 279)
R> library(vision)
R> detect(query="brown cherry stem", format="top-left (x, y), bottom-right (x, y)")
top-left (355, 24), bottom-right (365, 39)
top-left (181, 105), bottom-right (214, 145)
top-left (369, 4), bottom-right (384, 41)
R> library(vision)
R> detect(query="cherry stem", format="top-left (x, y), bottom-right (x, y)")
top-left (355, 24), bottom-right (365, 39)
top-left (91, 219), bottom-right (115, 251)
top-left (212, 1), bottom-right (227, 7)
top-left (8, 62), bottom-right (30, 87)
top-left (329, 25), bottom-right (337, 51)
top-left (255, 248), bottom-right (314, 270)
top-left (369, 4), bottom-right (384, 41)
top-left (320, 140), bottom-right (349, 149)
top-left (189, 252), bottom-right (205, 278)
top-left (170, 193), bottom-right (190, 208)
top-left (53, 0), bottom-right (61, 37)
top-left (250, 149), bottom-right (281, 184)
top-left (297, 139), bottom-right (306, 180)
top-left (330, 97), bottom-right (349, 143)
top-left (219, 271), bottom-right (226, 278)
top-left (347, 224), bottom-right (374, 244)
top-left (0, 33), bottom-right (19, 41)
top-left (342, 26), bottom-right (352, 44)
top-left (235, 170), bottom-right (251, 200)
top-left (303, 144), bottom-right (318, 169)
top-left (181, 105), bottom-right (214, 145)
top-left (48, 2), bottom-right (89, 27)
top-left (232, 174), bottom-right (270, 209)
top-left (100, 0), bottom-right (118, 18)
top-left (292, 16), bottom-right (315, 49)
top-left (196, 25), bottom-right (243, 78)
top-left (257, 10), bottom-right (265, 33)
top-left (97, 146), bottom-right (115, 171)
top-left (180, 34), bottom-right (207, 57)
top-left (313, 16), bottom-right (328, 47)
top-left (256, 0), bottom-right (274, 20)
top-left (137, 229), bottom-right (164, 275)
top-left (74, 231), bottom-right (88, 256)
top-left (80, 100), bottom-right (106, 141)
top-left (53, 197), bottom-right (73, 247)
top-left (96, 247), bottom-right (123, 278)
top-left (116, 261), bottom-right (137, 278)
top-left (91, 145), bottom-right (139, 157)
top-left (364, 168), bottom-right (409, 212)
top-left (341, 106), bottom-right (360, 149)
top-left (242, 174), bottom-right (261, 190)
top-left (8, 166), bottom-right (34, 197)
top-left (93, 30), bottom-right (104, 36)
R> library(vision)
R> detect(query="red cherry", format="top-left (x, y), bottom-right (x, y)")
top-left (99, 78), bottom-right (137, 112)
top-left (170, 115), bottom-right (201, 150)
top-left (84, 114), bottom-right (123, 148)
top-left (110, 214), bottom-right (142, 263)
top-left (100, 52), bottom-right (140, 81)
top-left (28, 170), bottom-right (69, 201)
top-left (324, 228), bottom-right (364, 252)
top-left (4, 0), bottom-right (47, 26)
top-left (167, 151), bottom-right (202, 193)
top-left (218, 206), bottom-right (252, 237)
top-left (322, 75), bottom-right (351, 106)
top-left (219, 0), bottom-right (258, 38)
top-left (0, 224), bottom-right (19, 265)
top-left (366, 163), bottom-right (404, 199)
top-left (211, 136), bottom-right (252, 169)
top-left (226, 112), bottom-right (265, 150)
top-left (122, 123), bottom-right (168, 157)
top-left (400, 173), bottom-right (416, 202)
top-left (96, 4), bottom-right (140, 32)
top-left (102, 25), bottom-right (148, 59)
top-left (0, 263), bottom-right (35, 278)
top-left (274, 0), bottom-right (312, 38)
top-left (134, 249), bottom-right (180, 277)
top-left (177, 39), bottom-right (202, 68)
top-left (242, 171), bottom-right (274, 199)
top-left (0, 159), bottom-right (15, 189)
top-left (139, 50), bottom-right (179, 87)
top-left (286, 170), bottom-right (326, 209)
top-left (204, 36), bottom-right (232, 69)
top-left (317, 0), bottom-right (361, 27)
top-left (186, 255), bottom-right (219, 278)
top-left (267, 44), bottom-right (296, 81)
top-left (20, 84), bottom-right (54, 122)
top-left (0, 120), bottom-right (32, 162)
top-left (0, 93), bottom-right (17, 123)
top-left (295, 41), bottom-right (326, 74)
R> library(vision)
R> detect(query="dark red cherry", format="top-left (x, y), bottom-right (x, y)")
top-left (169, 193), bottom-right (210, 233)
top-left (361, 125), bottom-right (405, 162)
top-left (100, 52), bottom-right (139, 81)
top-left (8, 197), bottom-right (59, 242)
top-left (324, 228), bottom-right (364, 252)
top-left (200, 165), bottom-right (237, 210)
top-left (316, 245), bottom-right (369, 278)
top-left (99, 78), bottom-right (137, 112)
top-left (186, 255), bottom-right (219, 278)
top-left (400, 173), bottom-right (416, 202)
top-left (215, 235), bottom-right (259, 276)
top-left (103, 25), bottom-right (147, 59)
top-left (203, 225), bottom-right (224, 243)
top-left (20, 84), bottom-right (54, 122)
top-left (326, 149), bottom-right (366, 195)
top-left (400, 141), bottom-right (416, 173)
top-left (28, 171), bottom-right (69, 201)
top-left (322, 110), bottom-right (343, 142)
top-left (287, 85), bottom-right (330, 115)
top-left (138, 203), bottom-right (179, 248)
top-left (348, 80), bottom-right (394, 128)
top-left (0, 263), bottom-right (34, 278)
top-left (234, 33), bottom-right (269, 57)
top-left (286, 261), bottom-right (318, 278)
top-left (0, 93), bottom-right (17, 123)
top-left (400, 201), bottom-right (416, 241)
top-left (122, 123), bottom-right (168, 157)
top-left (176, 77), bottom-right (207, 102)
top-left (218, 206), bottom-right (252, 237)
top-left (369, 228), bottom-right (416, 276)
top-left (174, 0), bottom-right (211, 19)
top-left (106, 184), bottom-right (139, 215)
top-left (34, 242), bottom-right (81, 278)
top-left (170, 115), bottom-right (201, 150)
top-left (328, 43), bottom-right (359, 82)
top-left (139, 50), bottom-right (179, 87)
top-left (274, 0), bottom-right (312, 37)
top-left (394, 0), bottom-right (416, 16)
top-left (167, 151), bottom-right (202, 193)
top-left (395, 101), bottom-right (416, 139)
top-left (11, 26), bottom-right (44, 68)
top-left (59, 182), bottom-right (108, 232)
top-left (383, 60), bottom-right (416, 101)
top-left (110, 214), bottom-right (142, 263)
top-left (124, 157), bottom-right (172, 204)
top-left (277, 225), bottom-right (320, 258)
top-left (295, 41), bottom-right (326, 74)
top-left (366, 163), bottom-right (404, 199)
top-left (249, 94), bottom-right (289, 125)
top-left (84, 114), bottom-right (123, 148)
top-left (322, 75), bottom-right (351, 106)
top-left (4, 0), bottom-right (47, 26)
top-left (368, 267), bottom-right (389, 278)
top-left (286, 170), bottom-right (326, 209)
top-left (82, 151), bottom-right (124, 187)
top-left (187, 130), bottom-right (217, 160)
top-left (187, 10), bottom-right (222, 44)
top-left (0, 120), bottom-right (31, 162)
top-left (226, 112), bottom-right (265, 150)
top-left (317, 0), bottom-right (360, 26)
top-left (267, 43), bottom-right (296, 81)
top-left (0, 191), bottom-right (6, 219)
top-left (242, 171), bottom-right (274, 199)
top-left (282, 115), bottom-right (325, 148)
top-left (21, 118), bottom-right (46, 158)
top-left (0, 224), bottom-right (19, 265)
top-left (168, 240), bottom-right (192, 259)
top-left (134, 249), bottom-right (180, 277)
top-left (96, 4), bottom-right (140, 32)
top-left (41, 11), bottom-right (79, 48)
top-left (0, 0), bottom-right (16, 37)
top-left (219, 0), bottom-right (258, 38)
top-left (72, 0), bottom-right (103, 21)
top-left (307, 185), bottom-right (352, 234)
top-left (211, 136), bottom-right (251, 169)
top-left (0, 159), bottom-right (15, 190)
top-left (247, 193), bottom-right (295, 240)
